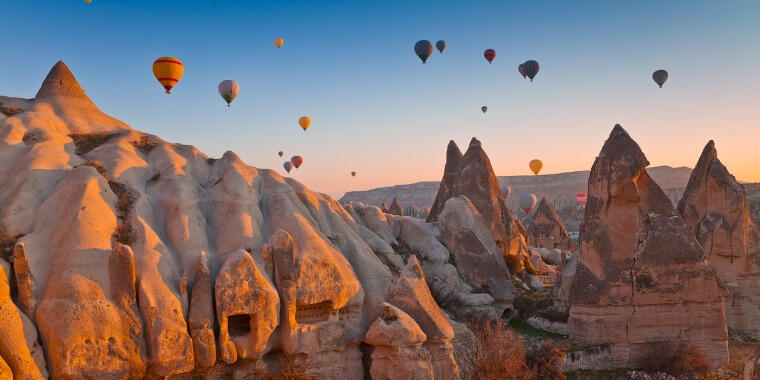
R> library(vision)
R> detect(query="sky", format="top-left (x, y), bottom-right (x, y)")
top-left (1, 0), bottom-right (759, 198)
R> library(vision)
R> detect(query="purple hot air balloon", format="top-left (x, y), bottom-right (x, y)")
top-left (436, 40), bottom-right (446, 53)
top-left (283, 161), bottom-right (293, 173)
top-left (518, 63), bottom-right (527, 79)
top-left (291, 155), bottom-right (303, 169)
top-left (484, 49), bottom-right (496, 64)
top-left (652, 69), bottom-right (668, 88)
top-left (522, 60), bottom-right (540, 81)
top-left (414, 40), bottom-right (434, 63)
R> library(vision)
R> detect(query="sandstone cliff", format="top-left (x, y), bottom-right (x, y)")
top-left (677, 141), bottom-right (760, 339)
top-left (567, 125), bottom-right (729, 369)
top-left (526, 197), bottom-right (576, 251)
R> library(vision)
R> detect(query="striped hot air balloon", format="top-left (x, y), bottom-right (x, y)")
top-left (152, 57), bottom-right (184, 94)
top-left (291, 155), bottom-right (303, 169)
top-left (403, 204), bottom-right (420, 218)
top-left (576, 193), bottom-right (587, 208)
top-left (484, 49), bottom-right (496, 63)
top-left (522, 60), bottom-right (540, 81)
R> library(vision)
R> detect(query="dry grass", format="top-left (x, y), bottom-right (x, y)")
top-left (468, 320), bottom-right (531, 380)
top-left (70, 133), bottom-right (119, 156)
top-left (130, 135), bottom-right (157, 155)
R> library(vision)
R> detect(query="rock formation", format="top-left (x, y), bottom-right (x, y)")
top-left (527, 197), bottom-right (576, 251)
top-left (0, 61), bottom-right (473, 378)
top-left (677, 141), bottom-right (760, 339)
top-left (388, 198), bottom-right (403, 216)
top-left (365, 302), bottom-right (434, 380)
top-left (567, 125), bottom-right (729, 369)
top-left (426, 138), bottom-right (527, 269)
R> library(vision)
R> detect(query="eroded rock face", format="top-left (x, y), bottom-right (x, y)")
top-left (189, 251), bottom-right (216, 368)
top-left (365, 302), bottom-right (433, 380)
top-left (427, 138), bottom-right (527, 265)
top-left (567, 125), bottom-right (728, 369)
top-left (527, 197), bottom-right (576, 251)
top-left (437, 196), bottom-right (516, 309)
top-left (388, 198), bottom-right (404, 216)
top-left (0, 259), bottom-right (47, 379)
top-left (677, 141), bottom-right (760, 339)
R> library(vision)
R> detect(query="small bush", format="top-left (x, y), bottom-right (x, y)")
top-left (513, 291), bottom-right (553, 319)
top-left (70, 133), bottom-right (119, 156)
top-left (469, 320), bottom-right (532, 380)
top-left (526, 342), bottom-right (567, 380)
top-left (637, 341), bottom-right (711, 375)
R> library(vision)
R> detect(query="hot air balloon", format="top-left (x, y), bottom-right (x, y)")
top-left (484, 49), bottom-right (496, 64)
top-left (523, 60), bottom-right (540, 81)
top-left (218, 80), bottom-right (239, 107)
top-left (519, 193), bottom-right (537, 215)
top-left (298, 116), bottom-right (311, 131)
top-left (576, 193), bottom-right (587, 208)
top-left (518, 63), bottom-right (527, 79)
top-left (503, 185), bottom-right (512, 199)
top-left (152, 57), bottom-right (184, 94)
top-left (529, 159), bottom-right (543, 175)
top-left (85, 0), bottom-right (92, 3)
top-left (652, 69), bottom-right (668, 88)
top-left (436, 40), bottom-right (446, 53)
top-left (291, 155), bottom-right (303, 169)
top-left (351, 171), bottom-right (356, 178)
top-left (481, 106), bottom-right (488, 114)
top-left (274, 38), bottom-right (284, 48)
top-left (283, 161), bottom-right (293, 173)
top-left (414, 40), bottom-right (434, 63)
top-left (278, 151), bottom-right (284, 157)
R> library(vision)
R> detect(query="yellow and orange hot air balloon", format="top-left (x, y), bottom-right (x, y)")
top-left (298, 116), bottom-right (311, 131)
top-left (274, 38), bottom-right (284, 48)
top-left (529, 159), bottom-right (543, 175)
top-left (152, 57), bottom-right (184, 94)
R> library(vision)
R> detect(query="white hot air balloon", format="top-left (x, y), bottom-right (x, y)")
top-left (518, 193), bottom-right (537, 215)
top-left (218, 80), bottom-right (240, 107)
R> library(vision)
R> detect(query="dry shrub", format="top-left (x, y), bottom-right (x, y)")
top-left (526, 342), bottom-right (567, 380)
top-left (469, 320), bottom-right (532, 380)
top-left (638, 341), bottom-right (710, 375)
top-left (69, 133), bottom-right (119, 155)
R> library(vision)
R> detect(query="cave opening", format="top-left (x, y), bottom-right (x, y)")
top-left (228, 314), bottom-right (251, 336)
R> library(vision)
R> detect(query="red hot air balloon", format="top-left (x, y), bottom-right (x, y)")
top-left (351, 171), bottom-right (356, 178)
top-left (484, 49), bottom-right (496, 64)
top-left (518, 63), bottom-right (527, 79)
top-left (291, 155), bottom-right (303, 169)
top-left (278, 151), bottom-right (284, 157)
top-left (576, 193), bottom-right (587, 208)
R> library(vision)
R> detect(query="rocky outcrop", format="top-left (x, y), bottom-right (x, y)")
top-left (527, 197), bottom-right (576, 251)
top-left (567, 125), bottom-right (728, 369)
top-left (365, 302), bottom-right (434, 380)
top-left (437, 196), bottom-right (516, 318)
top-left (426, 138), bottom-right (526, 258)
top-left (388, 198), bottom-right (403, 216)
top-left (677, 141), bottom-right (760, 339)
top-left (0, 61), bottom-right (477, 378)
top-left (0, 259), bottom-right (48, 379)
top-left (745, 350), bottom-right (760, 380)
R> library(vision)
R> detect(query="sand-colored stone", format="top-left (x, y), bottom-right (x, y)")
top-left (388, 198), bottom-right (403, 216)
top-left (0, 259), bottom-right (47, 380)
top-left (365, 302), bottom-right (434, 380)
top-left (677, 140), bottom-right (760, 339)
top-left (189, 251), bottom-right (216, 368)
top-left (567, 125), bottom-right (728, 369)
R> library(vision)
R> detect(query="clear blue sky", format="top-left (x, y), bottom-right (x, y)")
top-left (2, 1), bottom-right (758, 198)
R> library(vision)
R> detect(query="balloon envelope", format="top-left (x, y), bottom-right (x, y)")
top-left (291, 155), bottom-right (303, 169)
top-left (351, 171), bottom-right (356, 177)
top-left (652, 69), bottom-right (668, 88)
top-left (523, 60), bottom-right (540, 81)
top-left (152, 57), bottom-right (184, 94)
top-left (283, 161), bottom-right (293, 173)
top-left (274, 38), bottom-right (284, 48)
top-left (278, 151), bottom-right (284, 157)
top-left (484, 49), bottom-right (496, 63)
top-left (414, 40), bottom-right (434, 63)
top-left (529, 159), bottom-right (543, 175)
top-left (576, 193), bottom-right (587, 207)
top-left (519, 193), bottom-right (537, 215)
top-left (218, 80), bottom-right (240, 107)
top-left (518, 63), bottom-right (527, 79)
top-left (299, 116), bottom-right (311, 131)
top-left (436, 40), bottom-right (446, 53)
top-left (481, 106), bottom-right (487, 114)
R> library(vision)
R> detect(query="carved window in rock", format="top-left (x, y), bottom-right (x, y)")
top-left (295, 301), bottom-right (333, 324)
top-left (338, 305), bottom-right (361, 321)
top-left (228, 314), bottom-right (252, 336)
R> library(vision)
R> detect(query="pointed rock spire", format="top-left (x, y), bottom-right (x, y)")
top-left (388, 198), bottom-right (403, 216)
top-left (35, 61), bottom-right (90, 100)
top-left (427, 140), bottom-right (463, 223)
top-left (526, 197), bottom-right (575, 251)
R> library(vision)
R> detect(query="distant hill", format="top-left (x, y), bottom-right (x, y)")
top-left (340, 166), bottom-right (760, 231)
